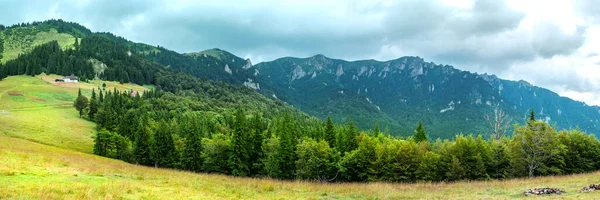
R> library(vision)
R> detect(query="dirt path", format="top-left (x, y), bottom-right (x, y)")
top-left (0, 83), bottom-right (21, 102)
top-left (4, 103), bottom-right (73, 112)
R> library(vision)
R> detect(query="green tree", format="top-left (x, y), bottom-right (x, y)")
top-left (295, 138), bottom-right (338, 181)
top-left (324, 115), bottom-right (336, 148)
top-left (229, 106), bottom-right (250, 176)
top-left (134, 114), bottom-right (153, 166)
top-left (88, 89), bottom-right (98, 120)
top-left (73, 88), bottom-right (89, 118)
top-left (413, 121), bottom-right (427, 143)
top-left (182, 114), bottom-right (203, 172)
top-left (339, 133), bottom-right (377, 182)
top-left (249, 113), bottom-right (265, 175)
top-left (446, 156), bottom-right (466, 181)
top-left (488, 140), bottom-right (511, 179)
top-left (202, 133), bottom-right (231, 174)
top-left (152, 120), bottom-right (176, 168)
top-left (510, 121), bottom-right (566, 177)
top-left (262, 134), bottom-right (283, 178)
top-left (416, 151), bottom-right (441, 181)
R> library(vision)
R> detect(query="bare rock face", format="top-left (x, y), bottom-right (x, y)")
top-left (224, 64), bottom-right (232, 74)
top-left (243, 59), bottom-right (253, 69)
top-left (291, 66), bottom-right (306, 81)
top-left (336, 64), bottom-right (344, 77)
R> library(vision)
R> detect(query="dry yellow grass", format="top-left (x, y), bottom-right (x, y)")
top-left (1, 134), bottom-right (600, 199)
top-left (1, 75), bottom-right (600, 199)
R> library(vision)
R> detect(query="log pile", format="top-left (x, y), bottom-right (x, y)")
top-left (580, 184), bottom-right (600, 193)
top-left (524, 187), bottom-right (565, 196)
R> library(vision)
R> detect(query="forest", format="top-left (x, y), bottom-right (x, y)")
top-left (2, 20), bottom-right (600, 183)
top-left (76, 87), bottom-right (600, 182)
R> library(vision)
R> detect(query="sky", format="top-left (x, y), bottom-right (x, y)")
top-left (2, 0), bottom-right (600, 106)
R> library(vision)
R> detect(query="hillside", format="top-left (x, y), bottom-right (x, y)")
top-left (248, 55), bottom-right (600, 138)
top-left (1, 76), bottom-right (600, 199)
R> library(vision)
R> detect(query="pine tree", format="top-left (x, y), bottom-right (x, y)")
top-left (134, 114), bottom-right (153, 166)
top-left (528, 108), bottom-right (535, 122)
top-left (413, 121), bottom-right (427, 143)
top-left (88, 89), bottom-right (98, 120)
top-left (324, 115), bottom-right (335, 148)
top-left (374, 121), bottom-right (381, 136)
top-left (98, 89), bottom-right (104, 102)
top-left (277, 110), bottom-right (297, 179)
top-left (249, 113), bottom-right (265, 175)
top-left (183, 114), bottom-right (203, 172)
top-left (229, 106), bottom-right (250, 176)
top-left (342, 120), bottom-right (358, 153)
top-left (152, 120), bottom-right (175, 168)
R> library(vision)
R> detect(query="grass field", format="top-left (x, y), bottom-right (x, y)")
top-left (1, 75), bottom-right (600, 199)
top-left (1, 27), bottom-right (75, 63)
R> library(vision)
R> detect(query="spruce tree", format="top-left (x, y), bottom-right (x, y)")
top-left (324, 115), bottom-right (335, 148)
top-left (374, 121), bottom-right (381, 136)
top-left (413, 121), bottom-right (427, 143)
top-left (183, 114), bottom-right (203, 172)
top-left (134, 114), bottom-right (153, 166)
top-left (343, 120), bottom-right (358, 153)
top-left (229, 106), bottom-right (250, 176)
top-left (249, 113), bottom-right (265, 175)
top-left (529, 108), bottom-right (535, 121)
top-left (277, 110), bottom-right (297, 179)
top-left (88, 89), bottom-right (98, 120)
top-left (152, 120), bottom-right (175, 168)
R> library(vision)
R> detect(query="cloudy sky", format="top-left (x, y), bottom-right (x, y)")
top-left (2, 0), bottom-right (600, 106)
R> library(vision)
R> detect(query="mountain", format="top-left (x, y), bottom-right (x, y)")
top-left (2, 19), bottom-right (598, 139)
top-left (246, 55), bottom-right (600, 138)
top-left (0, 20), bottom-right (308, 121)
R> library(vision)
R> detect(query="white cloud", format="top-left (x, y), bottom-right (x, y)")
top-left (1, 0), bottom-right (600, 105)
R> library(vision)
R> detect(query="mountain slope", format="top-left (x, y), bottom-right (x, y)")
top-left (1, 76), bottom-right (599, 199)
top-left (0, 20), bottom-right (307, 121)
top-left (250, 55), bottom-right (600, 138)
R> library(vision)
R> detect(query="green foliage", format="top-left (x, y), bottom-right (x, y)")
top-left (488, 140), bottom-right (511, 179)
top-left (413, 121), bottom-right (427, 143)
top-left (324, 116), bottom-right (336, 146)
top-left (182, 113), bottom-right (203, 172)
top-left (73, 90), bottom-right (88, 118)
top-left (88, 89), bottom-right (98, 120)
top-left (295, 138), bottom-right (338, 181)
top-left (262, 134), bottom-right (283, 178)
top-left (94, 129), bottom-right (132, 162)
top-left (152, 120), bottom-right (176, 168)
top-left (201, 134), bottom-right (231, 174)
top-left (510, 121), bottom-right (566, 177)
top-left (134, 115), bottom-right (154, 166)
top-left (229, 106), bottom-right (250, 176)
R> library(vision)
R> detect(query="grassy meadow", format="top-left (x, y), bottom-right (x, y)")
top-left (1, 75), bottom-right (600, 199)
top-left (1, 27), bottom-right (76, 63)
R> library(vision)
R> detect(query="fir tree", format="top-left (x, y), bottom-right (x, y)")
top-left (324, 115), bottom-right (335, 148)
top-left (229, 106), bottom-right (250, 176)
top-left (183, 114), bottom-right (203, 172)
top-left (88, 89), bottom-right (98, 120)
top-left (134, 114), bottom-right (153, 166)
top-left (152, 120), bottom-right (175, 168)
top-left (413, 121), bottom-right (427, 143)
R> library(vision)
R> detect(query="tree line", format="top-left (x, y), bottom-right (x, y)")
top-left (75, 88), bottom-right (600, 182)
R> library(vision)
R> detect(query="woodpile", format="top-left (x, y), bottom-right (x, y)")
top-left (580, 184), bottom-right (600, 193)
top-left (524, 187), bottom-right (565, 196)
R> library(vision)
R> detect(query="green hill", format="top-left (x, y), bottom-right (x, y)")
top-left (2, 75), bottom-right (600, 199)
